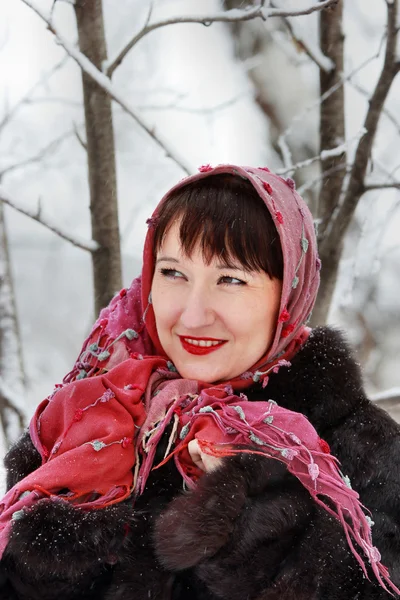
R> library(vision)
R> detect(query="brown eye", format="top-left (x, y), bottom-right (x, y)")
top-left (160, 268), bottom-right (185, 280)
top-left (218, 276), bottom-right (246, 286)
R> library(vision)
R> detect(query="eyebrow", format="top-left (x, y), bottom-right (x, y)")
top-left (155, 256), bottom-right (244, 270)
top-left (155, 256), bottom-right (179, 265)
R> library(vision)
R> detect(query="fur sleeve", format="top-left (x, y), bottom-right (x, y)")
top-left (154, 453), bottom-right (314, 598)
top-left (4, 431), bottom-right (41, 491)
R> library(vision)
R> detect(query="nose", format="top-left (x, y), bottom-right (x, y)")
top-left (179, 286), bottom-right (215, 330)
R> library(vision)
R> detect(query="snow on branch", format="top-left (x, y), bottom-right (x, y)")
top-left (105, 0), bottom-right (338, 77)
top-left (0, 187), bottom-right (99, 253)
top-left (278, 51), bottom-right (384, 164)
top-left (321, 0), bottom-right (400, 248)
top-left (270, 2), bottom-right (334, 73)
top-left (21, 0), bottom-right (193, 176)
top-left (276, 128), bottom-right (367, 177)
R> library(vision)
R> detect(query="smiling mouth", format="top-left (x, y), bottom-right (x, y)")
top-left (178, 336), bottom-right (227, 355)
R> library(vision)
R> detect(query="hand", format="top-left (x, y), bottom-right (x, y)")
top-left (188, 439), bottom-right (223, 472)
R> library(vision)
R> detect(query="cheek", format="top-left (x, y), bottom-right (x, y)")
top-left (151, 282), bottom-right (180, 331)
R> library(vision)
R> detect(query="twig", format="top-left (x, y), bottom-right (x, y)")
top-left (0, 129), bottom-right (75, 178)
top-left (0, 187), bottom-right (99, 253)
top-left (371, 387), bottom-right (400, 407)
top-left (297, 163), bottom-right (349, 196)
top-left (270, 1), bottom-right (334, 73)
top-left (348, 78), bottom-right (400, 138)
top-left (73, 121), bottom-right (87, 150)
top-left (105, 0), bottom-right (338, 77)
top-left (0, 55), bottom-right (69, 133)
top-left (138, 92), bottom-right (248, 114)
top-left (21, 0), bottom-right (193, 176)
top-left (364, 182), bottom-right (400, 191)
top-left (322, 0), bottom-right (400, 247)
top-left (279, 50), bottom-right (385, 150)
top-left (276, 129), bottom-right (367, 176)
top-left (0, 378), bottom-right (26, 440)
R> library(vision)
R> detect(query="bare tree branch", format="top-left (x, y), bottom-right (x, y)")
top-left (364, 182), bottom-right (400, 191)
top-left (270, 1), bottom-right (334, 73)
top-left (297, 163), bottom-right (349, 196)
top-left (371, 387), bottom-right (400, 409)
top-left (277, 49), bottom-right (383, 172)
top-left (105, 0), bottom-right (338, 78)
top-left (0, 129), bottom-right (75, 178)
top-left (0, 378), bottom-right (26, 446)
top-left (314, 0), bottom-right (400, 325)
top-left (349, 78), bottom-right (400, 138)
top-left (21, 0), bottom-right (193, 176)
top-left (276, 128), bottom-right (366, 176)
top-left (0, 187), bottom-right (99, 253)
top-left (0, 55), bottom-right (69, 133)
top-left (73, 121), bottom-right (87, 150)
top-left (317, 0), bottom-right (345, 239)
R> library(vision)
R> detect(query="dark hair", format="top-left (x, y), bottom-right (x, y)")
top-left (153, 174), bottom-right (283, 279)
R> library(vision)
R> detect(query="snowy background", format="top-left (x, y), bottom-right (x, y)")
top-left (1, 0), bottom-right (400, 478)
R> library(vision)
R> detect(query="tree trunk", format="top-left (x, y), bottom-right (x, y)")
top-left (312, 0), bottom-right (400, 325)
top-left (317, 0), bottom-right (345, 239)
top-left (0, 201), bottom-right (26, 446)
top-left (74, 0), bottom-right (122, 316)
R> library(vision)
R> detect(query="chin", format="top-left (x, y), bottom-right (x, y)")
top-left (175, 363), bottom-right (225, 384)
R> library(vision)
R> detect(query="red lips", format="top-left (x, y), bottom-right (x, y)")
top-left (178, 336), bottom-right (227, 356)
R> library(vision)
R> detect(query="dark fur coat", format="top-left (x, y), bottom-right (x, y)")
top-left (1, 327), bottom-right (400, 599)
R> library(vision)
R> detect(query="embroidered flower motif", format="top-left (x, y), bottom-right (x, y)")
top-left (12, 510), bottom-right (25, 521)
top-left (198, 164), bottom-right (213, 172)
top-left (179, 423), bottom-right (190, 440)
top-left (249, 431), bottom-right (266, 446)
top-left (285, 177), bottom-right (296, 190)
top-left (369, 547), bottom-right (381, 563)
top-left (98, 351), bottom-right (111, 361)
top-left (292, 275), bottom-right (299, 289)
top-left (101, 389), bottom-right (115, 402)
top-left (343, 474), bottom-right (352, 489)
top-left (275, 211), bottom-right (284, 224)
top-left (281, 324), bottom-right (296, 338)
top-left (279, 308), bottom-right (291, 323)
top-left (308, 463), bottom-right (319, 480)
top-left (262, 181), bottom-right (273, 194)
top-left (281, 448), bottom-right (298, 460)
top-left (119, 288), bottom-right (127, 298)
top-left (241, 371), bottom-right (253, 380)
top-left (301, 237), bottom-right (309, 253)
top-left (73, 409), bottom-right (84, 422)
top-left (146, 217), bottom-right (158, 228)
top-left (91, 440), bottom-right (106, 452)
top-left (121, 437), bottom-right (131, 449)
top-left (124, 328), bottom-right (138, 340)
top-left (18, 491), bottom-right (31, 500)
top-left (263, 415), bottom-right (274, 424)
top-left (318, 438), bottom-right (330, 454)
top-left (289, 433), bottom-right (301, 445)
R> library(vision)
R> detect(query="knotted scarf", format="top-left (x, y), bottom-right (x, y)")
top-left (0, 165), bottom-right (397, 594)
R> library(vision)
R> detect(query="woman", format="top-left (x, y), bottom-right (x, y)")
top-left (1, 164), bottom-right (400, 600)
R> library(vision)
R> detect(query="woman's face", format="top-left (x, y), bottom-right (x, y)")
top-left (151, 221), bottom-right (282, 383)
